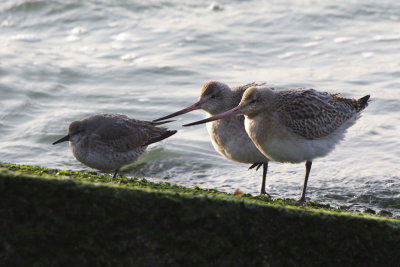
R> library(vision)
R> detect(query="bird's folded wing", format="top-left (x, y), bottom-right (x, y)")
top-left (277, 89), bottom-right (354, 139)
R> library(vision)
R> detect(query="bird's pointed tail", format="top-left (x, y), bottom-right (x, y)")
top-left (142, 130), bottom-right (177, 147)
top-left (358, 95), bottom-right (370, 111)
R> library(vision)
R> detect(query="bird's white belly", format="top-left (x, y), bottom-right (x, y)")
top-left (206, 120), bottom-right (268, 164)
top-left (257, 137), bottom-right (334, 163)
top-left (245, 116), bottom-right (348, 163)
top-left (71, 142), bottom-right (144, 171)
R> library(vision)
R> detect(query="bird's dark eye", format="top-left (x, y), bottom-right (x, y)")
top-left (250, 99), bottom-right (256, 104)
top-left (211, 94), bottom-right (217, 99)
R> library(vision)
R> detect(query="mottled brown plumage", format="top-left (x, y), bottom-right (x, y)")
top-left (53, 114), bottom-right (176, 177)
top-left (275, 89), bottom-right (370, 139)
top-left (184, 86), bottom-right (370, 203)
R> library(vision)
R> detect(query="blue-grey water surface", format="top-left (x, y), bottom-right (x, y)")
top-left (1, 0), bottom-right (399, 217)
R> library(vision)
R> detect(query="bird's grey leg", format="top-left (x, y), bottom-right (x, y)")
top-left (256, 163), bottom-right (262, 171)
top-left (248, 163), bottom-right (262, 170)
top-left (261, 162), bottom-right (271, 197)
top-left (299, 161), bottom-right (312, 204)
top-left (112, 169), bottom-right (119, 178)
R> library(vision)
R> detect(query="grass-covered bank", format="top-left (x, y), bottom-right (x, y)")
top-left (1, 162), bottom-right (399, 266)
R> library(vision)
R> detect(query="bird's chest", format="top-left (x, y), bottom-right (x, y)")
top-left (245, 114), bottom-right (301, 162)
top-left (70, 138), bottom-right (89, 163)
top-left (70, 138), bottom-right (119, 170)
top-left (245, 114), bottom-right (282, 143)
top-left (207, 119), bottom-right (232, 145)
top-left (206, 118), bottom-right (250, 160)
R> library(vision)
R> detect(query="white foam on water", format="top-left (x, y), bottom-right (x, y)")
top-left (184, 36), bottom-right (196, 42)
top-left (333, 37), bottom-right (353, 43)
top-left (108, 21), bottom-right (121, 28)
top-left (121, 53), bottom-right (138, 62)
top-left (1, 19), bottom-right (14, 27)
top-left (373, 35), bottom-right (400, 41)
top-left (277, 52), bottom-right (296, 59)
top-left (70, 27), bottom-right (87, 36)
top-left (66, 35), bottom-right (80, 42)
top-left (11, 34), bottom-right (41, 42)
top-left (312, 36), bottom-right (323, 41)
top-left (303, 41), bottom-right (319, 47)
top-left (85, 63), bottom-right (110, 69)
top-left (80, 46), bottom-right (97, 54)
top-left (209, 3), bottom-right (224, 11)
top-left (361, 52), bottom-right (374, 58)
top-left (112, 32), bottom-right (134, 42)
top-left (112, 43), bottom-right (126, 50)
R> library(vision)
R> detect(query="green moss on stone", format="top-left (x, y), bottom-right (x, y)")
top-left (1, 162), bottom-right (399, 266)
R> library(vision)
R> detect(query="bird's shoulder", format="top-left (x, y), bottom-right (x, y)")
top-left (232, 82), bottom-right (266, 95)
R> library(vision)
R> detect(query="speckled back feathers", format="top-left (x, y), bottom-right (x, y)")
top-left (275, 89), bottom-right (370, 139)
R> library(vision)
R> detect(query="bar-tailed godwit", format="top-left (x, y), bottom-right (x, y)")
top-left (53, 114), bottom-right (176, 178)
top-left (184, 86), bottom-right (370, 203)
top-left (154, 81), bottom-right (271, 195)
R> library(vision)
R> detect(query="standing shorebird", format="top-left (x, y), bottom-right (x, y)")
top-left (53, 114), bottom-right (177, 177)
top-left (184, 86), bottom-right (370, 203)
top-left (153, 81), bottom-right (271, 195)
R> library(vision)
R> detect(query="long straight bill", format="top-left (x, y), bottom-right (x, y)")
top-left (153, 102), bottom-right (201, 122)
top-left (183, 106), bottom-right (242, 127)
top-left (52, 135), bottom-right (70, 145)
